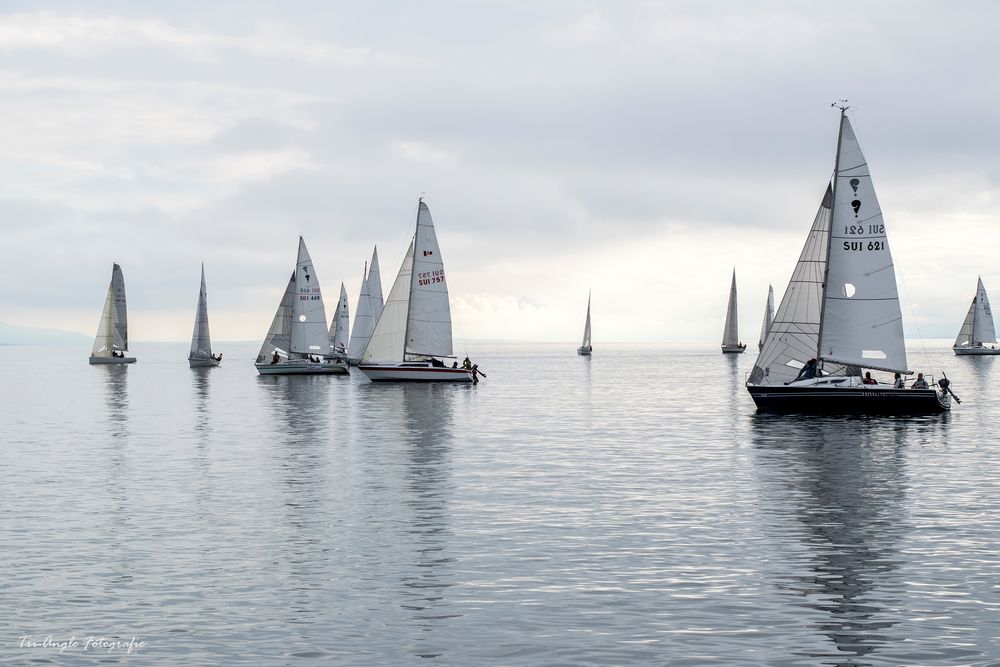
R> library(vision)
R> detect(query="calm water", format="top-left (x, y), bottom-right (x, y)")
top-left (2, 341), bottom-right (1000, 665)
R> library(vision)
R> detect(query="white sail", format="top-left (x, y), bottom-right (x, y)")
top-left (289, 237), bottom-right (330, 357)
top-left (954, 297), bottom-right (977, 348)
top-left (189, 263), bottom-right (213, 359)
top-left (758, 284), bottom-right (774, 349)
top-left (347, 268), bottom-right (373, 361)
top-left (750, 186), bottom-right (835, 385)
top-left (257, 271), bottom-right (296, 361)
top-left (722, 269), bottom-right (740, 347)
top-left (406, 202), bottom-right (454, 357)
top-left (368, 246), bottom-right (384, 317)
top-left (363, 240), bottom-right (414, 363)
top-left (91, 263), bottom-right (128, 357)
top-left (818, 114), bottom-right (908, 373)
top-left (973, 277), bottom-right (997, 345)
top-left (581, 291), bottom-right (592, 348)
top-left (329, 282), bottom-right (350, 353)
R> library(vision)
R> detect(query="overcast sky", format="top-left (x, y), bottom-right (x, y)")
top-left (1, 1), bottom-right (998, 343)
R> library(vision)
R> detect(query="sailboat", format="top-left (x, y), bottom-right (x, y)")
top-left (189, 263), bottom-right (220, 367)
top-left (254, 237), bottom-right (349, 375)
top-left (328, 282), bottom-right (350, 359)
top-left (953, 277), bottom-right (1000, 355)
top-left (346, 247), bottom-right (384, 365)
top-left (358, 200), bottom-right (476, 382)
top-left (89, 263), bottom-right (136, 364)
top-left (721, 269), bottom-right (746, 353)
top-left (758, 284), bottom-right (774, 350)
top-left (747, 105), bottom-right (951, 413)
top-left (577, 291), bottom-right (592, 355)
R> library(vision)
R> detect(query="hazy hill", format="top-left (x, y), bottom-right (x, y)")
top-left (0, 321), bottom-right (91, 345)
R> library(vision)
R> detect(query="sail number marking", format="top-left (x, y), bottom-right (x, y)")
top-left (843, 241), bottom-right (885, 252)
top-left (843, 224), bottom-right (884, 235)
top-left (418, 269), bottom-right (445, 286)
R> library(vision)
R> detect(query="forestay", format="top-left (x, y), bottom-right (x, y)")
top-left (189, 263), bottom-right (213, 359)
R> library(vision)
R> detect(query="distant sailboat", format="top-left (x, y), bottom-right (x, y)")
top-left (577, 291), bottom-right (592, 355)
top-left (89, 263), bottom-right (136, 364)
top-left (721, 269), bottom-right (746, 353)
top-left (254, 237), bottom-right (348, 375)
top-left (758, 284), bottom-right (774, 350)
top-left (329, 282), bottom-right (350, 359)
top-left (347, 247), bottom-right (384, 365)
top-left (358, 199), bottom-right (477, 382)
top-left (747, 105), bottom-right (952, 413)
top-left (953, 277), bottom-right (1000, 355)
top-left (189, 263), bottom-right (220, 367)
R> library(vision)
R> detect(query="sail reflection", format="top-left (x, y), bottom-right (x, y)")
top-left (749, 415), bottom-right (943, 664)
top-left (190, 367), bottom-right (211, 434)
top-left (100, 364), bottom-right (129, 440)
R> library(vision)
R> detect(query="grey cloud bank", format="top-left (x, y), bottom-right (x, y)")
top-left (1, 1), bottom-right (998, 342)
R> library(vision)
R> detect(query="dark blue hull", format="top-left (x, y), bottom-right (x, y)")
top-left (746, 385), bottom-right (949, 414)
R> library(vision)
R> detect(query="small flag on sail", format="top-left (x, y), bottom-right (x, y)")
top-left (423, 250), bottom-right (433, 256)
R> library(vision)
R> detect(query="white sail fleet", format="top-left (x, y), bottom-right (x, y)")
top-left (87, 107), bottom-right (993, 410)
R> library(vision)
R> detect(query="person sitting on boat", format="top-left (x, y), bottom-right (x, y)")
top-left (863, 372), bottom-right (878, 385)
top-left (452, 362), bottom-right (458, 369)
top-left (271, 352), bottom-right (280, 365)
top-left (462, 356), bottom-right (472, 370)
top-left (430, 357), bottom-right (444, 367)
top-left (793, 358), bottom-right (821, 382)
top-left (911, 373), bottom-right (929, 389)
top-left (213, 353), bottom-right (222, 362)
top-left (893, 373), bottom-right (904, 389)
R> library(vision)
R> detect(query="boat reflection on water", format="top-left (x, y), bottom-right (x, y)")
top-left (100, 364), bottom-right (130, 440)
top-left (750, 414), bottom-right (948, 664)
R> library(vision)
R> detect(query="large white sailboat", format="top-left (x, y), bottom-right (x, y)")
top-left (758, 284), bottom-right (774, 351)
top-left (189, 263), bottom-right (220, 367)
top-left (89, 263), bottom-right (136, 364)
top-left (953, 277), bottom-right (1000, 355)
top-left (254, 237), bottom-right (348, 375)
top-left (577, 290), bottom-right (592, 355)
top-left (346, 247), bottom-right (384, 365)
top-left (747, 105), bottom-right (951, 413)
top-left (721, 269), bottom-right (746, 353)
top-left (358, 200), bottom-right (476, 382)
top-left (328, 282), bottom-right (350, 359)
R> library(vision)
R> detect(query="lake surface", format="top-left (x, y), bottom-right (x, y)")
top-left (2, 340), bottom-right (999, 665)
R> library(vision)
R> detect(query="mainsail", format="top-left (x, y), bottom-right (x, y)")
top-left (289, 237), bottom-right (330, 356)
top-left (722, 270), bottom-right (740, 347)
top-left (750, 186), bottom-right (834, 385)
top-left (758, 284), bottom-right (774, 350)
top-left (329, 282), bottom-right (350, 353)
top-left (189, 263), bottom-right (213, 360)
top-left (581, 291), bottom-right (592, 348)
top-left (91, 263), bottom-right (128, 357)
top-left (818, 114), bottom-right (907, 373)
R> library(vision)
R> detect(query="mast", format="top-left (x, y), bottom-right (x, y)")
top-left (816, 102), bottom-right (848, 362)
top-left (402, 197), bottom-right (421, 361)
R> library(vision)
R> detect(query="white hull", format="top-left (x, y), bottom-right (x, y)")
top-left (89, 355), bottom-right (136, 365)
top-left (358, 363), bottom-right (474, 383)
top-left (189, 357), bottom-right (221, 368)
top-left (577, 346), bottom-right (592, 356)
top-left (954, 346), bottom-right (1000, 355)
top-left (255, 359), bottom-right (349, 375)
top-left (722, 344), bottom-right (746, 354)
